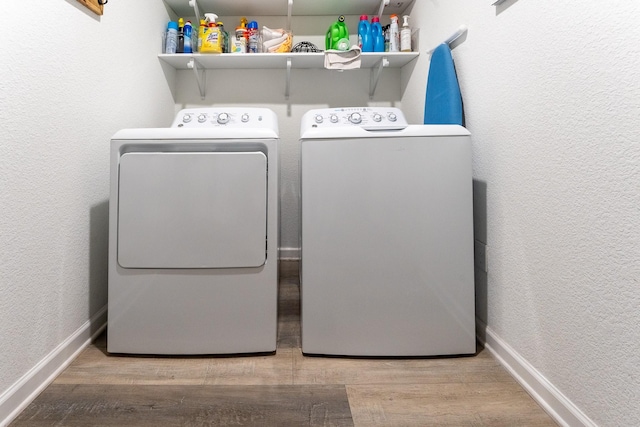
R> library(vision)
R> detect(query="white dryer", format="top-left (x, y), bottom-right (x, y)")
top-left (300, 107), bottom-right (475, 357)
top-left (108, 108), bottom-right (279, 355)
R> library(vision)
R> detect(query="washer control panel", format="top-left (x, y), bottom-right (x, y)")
top-left (301, 107), bottom-right (408, 133)
top-left (171, 108), bottom-right (278, 131)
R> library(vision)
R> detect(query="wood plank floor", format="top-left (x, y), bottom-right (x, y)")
top-left (11, 261), bottom-right (558, 426)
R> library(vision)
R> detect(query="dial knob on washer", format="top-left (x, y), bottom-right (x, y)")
top-left (183, 114), bottom-right (192, 123)
top-left (349, 112), bottom-right (362, 124)
top-left (217, 112), bottom-right (230, 124)
top-left (330, 114), bottom-right (339, 123)
top-left (373, 113), bottom-right (383, 122)
top-left (315, 114), bottom-right (324, 124)
top-left (197, 114), bottom-right (207, 123)
top-left (388, 113), bottom-right (397, 122)
top-left (241, 113), bottom-right (250, 123)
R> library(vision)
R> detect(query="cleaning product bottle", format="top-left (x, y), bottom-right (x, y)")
top-left (233, 18), bottom-right (248, 53)
top-left (197, 19), bottom-right (206, 52)
top-left (247, 21), bottom-right (259, 53)
top-left (383, 24), bottom-right (390, 52)
top-left (326, 15), bottom-right (350, 51)
top-left (165, 21), bottom-right (179, 54)
top-left (201, 13), bottom-right (223, 53)
top-left (401, 15), bottom-right (411, 52)
top-left (217, 21), bottom-right (228, 53)
top-left (183, 21), bottom-right (193, 53)
top-left (371, 16), bottom-right (384, 52)
top-left (358, 15), bottom-right (372, 52)
top-left (389, 14), bottom-right (399, 52)
top-left (177, 18), bottom-right (184, 53)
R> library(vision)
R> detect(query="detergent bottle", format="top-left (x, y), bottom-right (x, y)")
top-left (326, 15), bottom-right (350, 51)
top-left (200, 13), bottom-right (223, 53)
top-left (232, 18), bottom-right (248, 53)
top-left (371, 16), bottom-right (384, 52)
top-left (217, 21), bottom-right (228, 53)
top-left (389, 14), bottom-right (399, 52)
top-left (177, 18), bottom-right (184, 53)
top-left (358, 15), bottom-right (372, 52)
top-left (183, 21), bottom-right (193, 53)
top-left (197, 19), bottom-right (206, 52)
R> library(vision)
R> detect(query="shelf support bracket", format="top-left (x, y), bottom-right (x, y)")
top-left (285, 57), bottom-right (292, 99)
top-left (188, 0), bottom-right (201, 23)
top-left (377, 0), bottom-right (390, 19)
top-left (187, 58), bottom-right (206, 100)
top-left (287, 0), bottom-right (293, 32)
top-left (369, 56), bottom-right (389, 99)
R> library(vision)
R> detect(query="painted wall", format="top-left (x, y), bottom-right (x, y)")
top-left (0, 0), bottom-right (174, 410)
top-left (402, 1), bottom-right (640, 426)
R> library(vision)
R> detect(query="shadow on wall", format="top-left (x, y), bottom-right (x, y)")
top-left (495, 0), bottom-right (520, 16)
top-left (89, 200), bottom-right (109, 326)
top-left (473, 180), bottom-right (488, 333)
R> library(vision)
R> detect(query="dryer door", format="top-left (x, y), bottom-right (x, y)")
top-left (117, 151), bottom-right (267, 269)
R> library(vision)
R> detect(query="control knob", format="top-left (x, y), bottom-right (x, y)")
top-left (315, 114), bottom-right (324, 124)
top-left (197, 114), bottom-right (207, 123)
top-left (217, 112), bottom-right (230, 124)
top-left (373, 113), bottom-right (383, 122)
top-left (388, 113), bottom-right (397, 122)
top-left (330, 114), bottom-right (339, 123)
top-left (183, 114), bottom-right (192, 123)
top-left (349, 112), bottom-right (362, 124)
top-left (241, 113), bottom-right (250, 123)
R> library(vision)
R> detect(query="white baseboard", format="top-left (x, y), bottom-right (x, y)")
top-left (476, 319), bottom-right (597, 427)
top-left (279, 247), bottom-right (301, 260)
top-left (0, 305), bottom-right (108, 427)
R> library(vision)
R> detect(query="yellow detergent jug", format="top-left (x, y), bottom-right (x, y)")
top-left (200, 13), bottom-right (223, 53)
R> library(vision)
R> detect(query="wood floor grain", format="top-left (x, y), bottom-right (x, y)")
top-left (10, 260), bottom-right (557, 426)
top-left (11, 384), bottom-right (353, 427)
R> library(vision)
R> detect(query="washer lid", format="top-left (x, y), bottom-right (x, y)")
top-left (117, 151), bottom-right (267, 269)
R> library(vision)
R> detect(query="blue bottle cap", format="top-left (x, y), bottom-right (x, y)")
top-left (167, 21), bottom-right (178, 30)
top-left (248, 21), bottom-right (258, 29)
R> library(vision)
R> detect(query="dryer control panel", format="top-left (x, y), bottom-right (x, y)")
top-left (172, 107), bottom-right (278, 132)
top-left (301, 107), bottom-right (408, 133)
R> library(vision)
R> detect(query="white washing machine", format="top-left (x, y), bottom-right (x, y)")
top-left (300, 107), bottom-right (475, 357)
top-left (108, 107), bottom-right (279, 355)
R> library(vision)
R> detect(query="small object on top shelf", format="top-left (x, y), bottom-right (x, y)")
top-left (247, 21), bottom-right (260, 53)
top-left (400, 15), bottom-right (411, 52)
top-left (200, 13), bottom-right (224, 53)
top-left (291, 41), bottom-right (322, 53)
top-left (326, 15), bottom-right (350, 51)
top-left (389, 14), bottom-right (399, 52)
top-left (371, 17), bottom-right (384, 52)
top-left (165, 21), bottom-right (179, 54)
top-left (358, 15), bottom-right (373, 52)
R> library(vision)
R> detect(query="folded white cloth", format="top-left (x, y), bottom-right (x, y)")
top-left (324, 46), bottom-right (362, 70)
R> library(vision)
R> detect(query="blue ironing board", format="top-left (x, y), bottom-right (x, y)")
top-left (424, 43), bottom-right (464, 125)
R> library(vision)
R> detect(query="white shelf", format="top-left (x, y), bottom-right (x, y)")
top-left (163, 0), bottom-right (414, 18)
top-left (158, 52), bottom-right (419, 70)
top-left (159, 0), bottom-right (419, 99)
top-left (159, 52), bottom-right (419, 99)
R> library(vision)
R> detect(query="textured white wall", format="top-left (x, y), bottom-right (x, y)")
top-left (402, 1), bottom-right (640, 425)
top-left (0, 0), bottom-right (174, 401)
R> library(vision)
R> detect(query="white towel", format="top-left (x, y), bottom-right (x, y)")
top-left (324, 46), bottom-right (362, 70)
